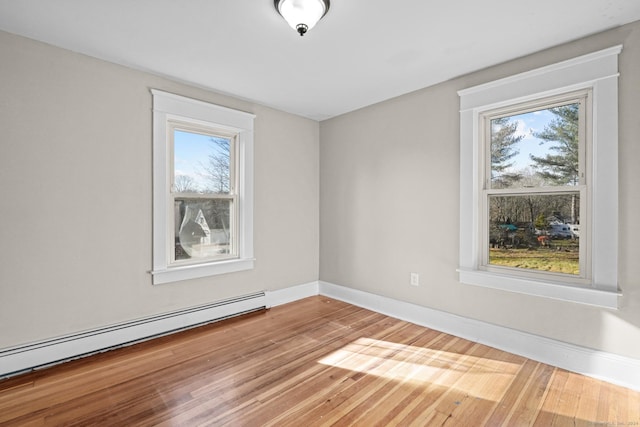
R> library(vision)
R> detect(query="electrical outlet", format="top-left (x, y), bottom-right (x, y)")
top-left (410, 272), bottom-right (419, 287)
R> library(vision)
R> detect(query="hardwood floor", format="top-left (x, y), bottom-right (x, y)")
top-left (1, 296), bottom-right (638, 426)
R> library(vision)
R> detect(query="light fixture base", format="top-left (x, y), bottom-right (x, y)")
top-left (274, 0), bottom-right (330, 36)
top-left (296, 24), bottom-right (308, 36)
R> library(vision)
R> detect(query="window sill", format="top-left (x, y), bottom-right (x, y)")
top-left (457, 268), bottom-right (619, 309)
top-left (152, 258), bottom-right (255, 285)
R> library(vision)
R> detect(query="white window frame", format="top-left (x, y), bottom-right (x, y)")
top-left (458, 46), bottom-right (621, 308)
top-left (151, 90), bottom-right (255, 285)
top-left (480, 91), bottom-right (590, 283)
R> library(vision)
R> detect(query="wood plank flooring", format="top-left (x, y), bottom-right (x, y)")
top-left (0, 296), bottom-right (638, 426)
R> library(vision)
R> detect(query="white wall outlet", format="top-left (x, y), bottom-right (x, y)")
top-left (410, 272), bottom-right (419, 287)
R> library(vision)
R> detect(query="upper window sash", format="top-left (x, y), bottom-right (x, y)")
top-left (169, 120), bottom-right (239, 195)
top-left (481, 91), bottom-right (589, 190)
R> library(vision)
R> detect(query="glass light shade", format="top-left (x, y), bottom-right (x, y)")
top-left (275, 0), bottom-right (329, 35)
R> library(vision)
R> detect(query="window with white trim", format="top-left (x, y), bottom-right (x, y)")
top-left (151, 90), bottom-right (255, 284)
top-left (458, 46), bottom-right (621, 308)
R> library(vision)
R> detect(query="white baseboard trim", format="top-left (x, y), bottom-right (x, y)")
top-left (266, 281), bottom-right (319, 308)
top-left (319, 281), bottom-right (640, 392)
top-left (0, 292), bottom-right (267, 379)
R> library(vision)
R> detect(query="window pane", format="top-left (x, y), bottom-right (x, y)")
top-left (488, 193), bottom-right (580, 275)
top-left (490, 103), bottom-right (579, 189)
top-left (174, 129), bottom-right (232, 194)
top-left (174, 198), bottom-right (232, 261)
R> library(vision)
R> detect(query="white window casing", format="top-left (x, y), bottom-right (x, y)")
top-left (457, 46), bottom-right (621, 308)
top-left (151, 90), bottom-right (255, 284)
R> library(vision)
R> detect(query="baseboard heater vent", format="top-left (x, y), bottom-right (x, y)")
top-left (0, 291), bottom-right (267, 379)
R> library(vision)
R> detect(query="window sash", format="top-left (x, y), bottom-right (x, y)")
top-left (480, 189), bottom-right (588, 283)
top-left (482, 91), bottom-right (589, 191)
top-left (168, 120), bottom-right (238, 195)
top-left (170, 195), bottom-right (238, 265)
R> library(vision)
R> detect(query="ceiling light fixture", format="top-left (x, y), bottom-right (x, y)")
top-left (274, 0), bottom-right (330, 37)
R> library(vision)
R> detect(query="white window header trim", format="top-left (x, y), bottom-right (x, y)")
top-left (151, 89), bottom-right (255, 129)
top-left (458, 45), bottom-right (622, 111)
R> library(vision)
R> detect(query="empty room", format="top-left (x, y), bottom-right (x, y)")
top-left (1, 1), bottom-right (640, 425)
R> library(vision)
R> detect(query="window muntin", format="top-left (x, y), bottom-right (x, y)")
top-left (169, 123), bottom-right (238, 266)
top-left (480, 92), bottom-right (589, 281)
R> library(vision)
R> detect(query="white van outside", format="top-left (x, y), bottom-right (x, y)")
top-left (549, 223), bottom-right (573, 239)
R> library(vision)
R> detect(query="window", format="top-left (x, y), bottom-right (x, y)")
top-left (458, 46), bottom-right (621, 308)
top-left (151, 90), bottom-right (255, 284)
top-left (482, 93), bottom-right (589, 282)
top-left (171, 124), bottom-right (237, 263)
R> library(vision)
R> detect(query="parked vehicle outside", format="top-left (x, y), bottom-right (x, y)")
top-left (549, 223), bottom-right (573, 239)
top-left (568, 224), bottom-right (580, 238)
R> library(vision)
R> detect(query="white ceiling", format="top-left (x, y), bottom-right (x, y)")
top-left (1, 0), bottom-right (639, 121)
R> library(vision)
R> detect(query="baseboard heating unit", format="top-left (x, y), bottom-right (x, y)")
top-left (0, 291), bottom-right (267, 379)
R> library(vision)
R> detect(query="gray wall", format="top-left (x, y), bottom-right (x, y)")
top-left (0, 31), bottom-right (319, 348)
top-left (320, 20), bottom-right (640, 360)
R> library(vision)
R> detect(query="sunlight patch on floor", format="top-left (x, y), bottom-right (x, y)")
top-left (318, 337), bottom-right (520, 401)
